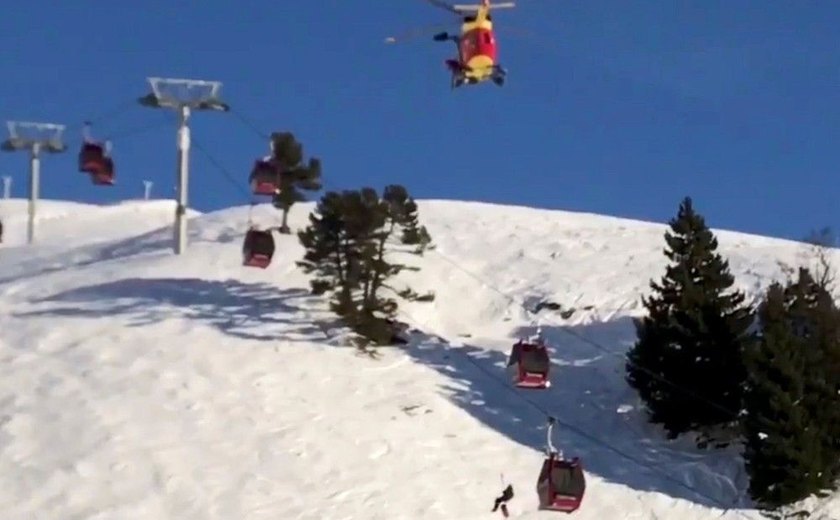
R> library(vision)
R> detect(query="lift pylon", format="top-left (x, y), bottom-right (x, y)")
top-left (1, 121), bottom-right (66, 244)
top-left (138, 77), bottom-right (229, 255)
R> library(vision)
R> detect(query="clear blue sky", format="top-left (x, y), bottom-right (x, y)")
top-left (1, 1), bottom-right (838, 241)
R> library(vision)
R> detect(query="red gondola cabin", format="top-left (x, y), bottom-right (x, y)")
top-left (79, 142), bottom-right (107, 174)
top-left (507, 337), bottom-right (551, 389)
top-left (89, 156), bottom-right (115, 185)
top-left (536, 454), bottom-right (586, 513)
top-left (249, 159), bottom-right (280, 196)
top-left (242, 228), bottom-right (275, 268)
top-left (78, 133), bottom-right (115, 185)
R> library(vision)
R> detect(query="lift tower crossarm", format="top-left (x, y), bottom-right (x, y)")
top-left (138, 76), bottom-right (229, 255)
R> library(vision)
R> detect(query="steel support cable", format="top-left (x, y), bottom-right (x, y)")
top-left (265, 178), bottom-right (756, 515)
top-left (102, 118), bottom-right (176, 142)
top-left (189, 136), bottom-right (286, 229)
top-left (392, 302), bottom-right (761, 519)
top-left (190, 137), bottom-right (253, 201)
top-left (408, 242), bottom-right (762, 512)
top-left (62, 105), bottom-right (175, 150)
top-left (422, 245), bottom-right (724, 469)
top-left (63, 97), bottom-right (144, 142)
top-left (226, 101), bottom-right (744, 422)
top-left (192, 137), bottom-right (759, 516)
top-left (228, 108), bottom-right (271, 141)
top-left (84, 98), bottom-right (138, 127)
top-left (426, 247), bottom-right (746, 422)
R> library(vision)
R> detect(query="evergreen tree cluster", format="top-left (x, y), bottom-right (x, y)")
top-left (742, 269), bottom-right (840, 507)
top-left (626, 196), bottom-right (840, 510)
top-left (257, 131), bottom-right (433, 349)
top-left (297, 184), bottom-right (433, 347)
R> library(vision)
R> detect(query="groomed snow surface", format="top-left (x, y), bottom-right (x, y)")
top-left (0, 198), bottom-right (837, 519)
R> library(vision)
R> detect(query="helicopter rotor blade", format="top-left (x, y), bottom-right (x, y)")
top-left (423, 0), bottom-right (462, 15)
top-left (451, 1), bottom-right (516, 11)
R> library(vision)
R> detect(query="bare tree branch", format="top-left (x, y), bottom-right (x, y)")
top-left (803, 226), bottom-right (836, 293)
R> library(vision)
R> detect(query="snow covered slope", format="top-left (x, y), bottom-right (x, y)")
top-left (0, 197), bottom-right (837, 519)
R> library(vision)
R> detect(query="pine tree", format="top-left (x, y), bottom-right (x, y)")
top-left (297, 185), bottom-right (433, 347)
top-left (626, 196), bottom-right (753, 441)
top-left (382, 185), bottom-right (432, 253)
top-left (296, 191), bottom-right (354, 297)
top-left (742, 269), bottom-right (840, 508)
top-left (802, 270), bottom-right (840, 503)
top-left (270, 131), bottom-right (322, 234)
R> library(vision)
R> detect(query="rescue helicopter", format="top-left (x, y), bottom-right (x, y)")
top-left (387, 0), bottom-right (516, 89)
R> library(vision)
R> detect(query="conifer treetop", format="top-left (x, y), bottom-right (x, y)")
top-left (628, 195), bottom-right (752, 440)
top-left (664, 197), bottom-right (719, 258)
top-left (271, 131), bottom-right (303, 169)
top-left (656, 196), bottom-right (741, 302)
top-left (269, 131), bottom-right (323, 227)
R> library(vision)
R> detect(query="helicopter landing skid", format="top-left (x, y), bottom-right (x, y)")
top-left (449, 64), bottom-right (506, 89)
top-left (492, 65), bottom-right (506, 86)
top-left (445, 59), bottom-right (465, 72)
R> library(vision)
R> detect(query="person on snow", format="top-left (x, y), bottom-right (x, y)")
top-left (492, 484), bottom-right (513, 517)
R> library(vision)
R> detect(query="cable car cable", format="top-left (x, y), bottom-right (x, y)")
top-left (62, 97), bottom-right (150, 146)
top-left (221, 114), bottom-right (738, 417)
top-left (229, 108), bottom-right (271, 141)
top-left (104, 117), bottom-right (176, 142)
top-left (425, 248), bottom-right (746, 423)
top-left (402, 244), bottom-right (758, 510)
top-left (392, 304), bottom-right (760, 519)
top-left (214, 106), bottom-right (315, 229)
top-left (63, 114), bottom-right (176, 153)
top-left (191, 138), bottom-right (254, 202)
top-left (219, 100), bottom-right (754, 428)
top-left (219, 105), bottom-right (737, 417)
top-left (199, 103), bottom-right (746, 454)
top-left (82, 98), bottom-right (138, 128)
top-left (219, 101), bottom-right (744, 424)
top-left (431, 248), bottom-right (753, 483)
top-left (249, 164), bottom-right (757, 515)
top-left (138, 134), bottom-right (756, 516)
top-left (191, 137), bottom-right (263, 229)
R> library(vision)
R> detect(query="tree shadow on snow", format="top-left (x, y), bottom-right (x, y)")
top-left (15, 277), bottom-right (333, 342)
top-left (403, 317), bottom-right (750, 511)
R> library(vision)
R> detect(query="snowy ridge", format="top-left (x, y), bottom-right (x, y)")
top-left (0, 198), bottom-right (837, 519)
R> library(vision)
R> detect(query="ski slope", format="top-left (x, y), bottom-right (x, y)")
top-left (0, 197), bottom-right (837, 519)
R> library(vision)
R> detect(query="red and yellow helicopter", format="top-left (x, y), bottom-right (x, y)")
top-left (387, 0), bottom-right (516, 89)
